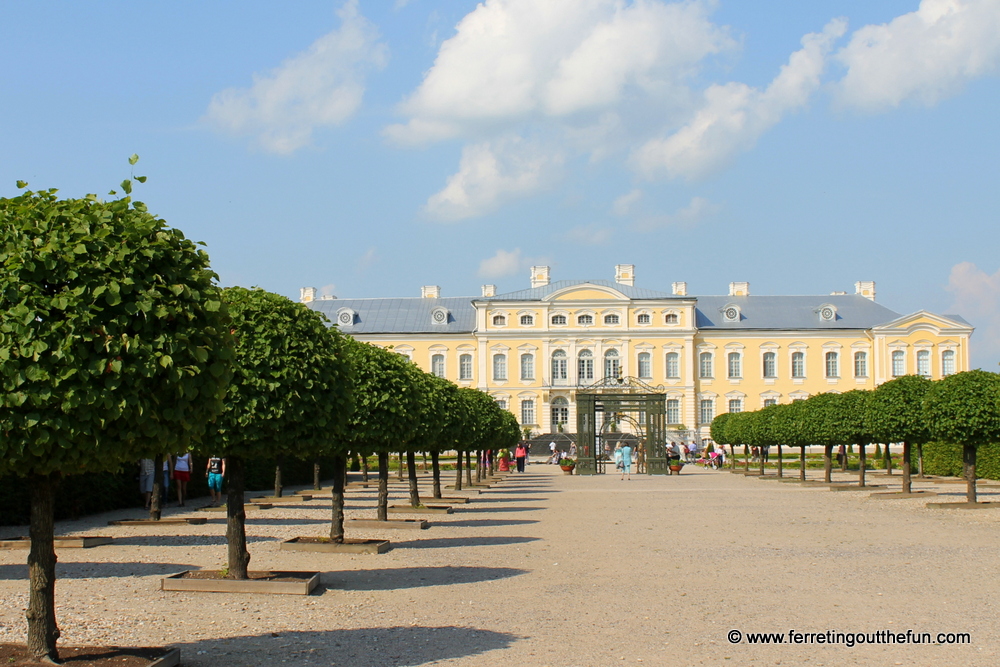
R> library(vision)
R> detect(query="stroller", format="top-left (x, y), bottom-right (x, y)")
top-left (708, 450), bottom-right (723, 470)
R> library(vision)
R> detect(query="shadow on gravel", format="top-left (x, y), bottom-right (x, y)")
top-left (390, 535), bottom-right (540, 550)
top-left (457, 506), bottom-right (544, 513)
top-left (442, 518), bottom-right (539, 528)
top-left (180, 626), bottom-right (519, 667)
top-left (0, 561), bottom-right (199, 580)
top-left (110, 535), bottom-right (279, 547)
top-left (326, 565), bottom-right (527, 591)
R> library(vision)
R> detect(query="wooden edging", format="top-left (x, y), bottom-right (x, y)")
top-left (829, 484), bottom-right (885, 491)
top-left (280, 537), bottom-right (391, 554)
top-left (388, 505), bottom-right (454, 515)
top-left (349, 518), bottom-right (429, 530)
top-left (253, 495), bottom-right (311, 502)
top-left (108, 518), bottom-right (207, 526)
top-left (870, 491), bottom-right (938, 499)
top-left (0, 536), bottom-right (113, 549)
top-left (149, 647), bottom-right (181, 667)
top-left (421, 496), bottom-right (470, 504)
top-left (161, 571), bottom-right (320, 595)
top-left (198, 504), bottom-right (271, 512)
top-left (926, 501), bottom-right (1000, 510)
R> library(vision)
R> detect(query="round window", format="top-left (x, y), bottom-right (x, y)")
top-left (820, 307), bottom-right (834, 321)
top-left (338, 312), bottom-right (353, 325)
top-left (724, 307), bottom-right (739, 321)
top-left (433, 310), bottom-right (447, 323)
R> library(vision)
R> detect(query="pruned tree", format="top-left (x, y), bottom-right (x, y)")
top-left (834, 390), bottom-right (875, 487)
top-left (799, 393), bottom-right (841, 483)
top-left (868, 375), bottom-right (934, 494)
top-left (0, 173), bottom-right (232, 662)
top-left (924, 370), bottom-right (1000, 503)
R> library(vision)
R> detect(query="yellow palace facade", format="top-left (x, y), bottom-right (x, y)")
top-left (302, 265), bottom-right (973, 441)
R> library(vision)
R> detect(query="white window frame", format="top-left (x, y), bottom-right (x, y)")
top-left (791, 351), bottom-right (805, 378)
top-left (916, 349), bottom-right (931, 377)
top-left (603, 313), bottom-right (620, 325)
top-left (637, 352), bottom-right (652, 379)
top-left (762, 351), bottom-right (776, 378)
top-left (728, 398), bottom-right (743, 413)
top-left (577, 313), bottom-right (594, 326)
top-left (550, 397), bottom-right (569, 428)
top-left (666, 398), bottom-right (681, 424)
top-left (854, 351), bottom-right (868, 378)
top-left (493, 353), bottom-right (508, 381)
top-left (699, 399), bottom-right (715, 425)
top-left (551, 350), bottom-right (568, 382)
top-left (520, 399), bottom-right (536, 425)
top-left (825, 351), bottom-right (839, 378)
top-left (519, 314), bottom-right (534, 326)
top-left (699, 352), bottom-right (713, 379)
top-left (666, 352), bottom-right (680, 379)
top-left (727, 352), bottom-right (741, 379)
top-left (942, 349), bottom-right (956, 376)
top-left (459, 353), bottom-right (473, 380)
top-left (891, 350), bottom-right (905, 377)
top-left (431, 354), bottom-right (446, 378)
top-left (520, 353), bottom-right (535, 381)
top-left (578, 349), bottom-right (594, 382)
top-left (604, 349), bottom-right (621, 379)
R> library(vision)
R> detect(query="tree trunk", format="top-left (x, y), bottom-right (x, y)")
top-left (917, 442), bottom-right (925, 478)
top-left (799, 445), bottom-right (806, 481)
top-left (330, 454), bottom-right (347, 543)
top-left (858, 444), bottom-right (867, 488)
top-left (489, 449), bottom-right (496, 477)
top-left (823, 445), bottom-right (833, 483)
top-left (361, 454), bottom-right (370, 482)
top-left (377, 451), bottom-right (389, 522)
top-left (466, 450), bottom-right (473, 485)
top-left (777, 444), bottom-right (783, 478)
top-left (730, 445), bottom-right (736, 470)
top-left (351, 452), bottom-right (361, 472)
top-left (758, 447), bottom-right (765, 476)
top-left (398, 451), bottom-right (404, 481)
top-left (884, 442), bottom-right (893, 475)
top-left (431, 451), bottom-right (442, 499)
top-left (149, 453), bottom-right (164, 521)
top-left (26, 473), bottom-right (60, 663)
top-left (902, 441), bottom-right (912, 494)
top-left (744, 445), bottom-right (749, 472)
top-left (476, 450), bottom-right (483, 482)
top-left (963, 443), bottom-right (978, 504)
top-left (407, 451), bottom-right (420, 507)
top-left (454, 449), bottom-right (463, 491)
top-left (313, 461), bottom-right (321, 491)
top-left (841, 445), bottom-right (848, 473)
top-left (273, 457), bottom-right (283, 498)
top-left (226, 456), bottom-right (250, 579)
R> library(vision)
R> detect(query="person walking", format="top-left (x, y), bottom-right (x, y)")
top-left (620, 442), bottom-right (633, 481)
top-left (173, 451), bottom-right (192, 506)
top-left (138, 458), bottom-right (155, 510)
top-left (514, 442), bottom-right (527, 473)
top-left (205, 455), bottom-right (226, 507)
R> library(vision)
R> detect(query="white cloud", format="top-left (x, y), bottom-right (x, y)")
top-left (835, 0), bottom-right (1000, 112)
top-left (566, 224), bottom-right (614, 245)
top-left (204, 1), bottom-right (387, 154)
top-left (634, 196), bottom-right (720, 232)
top-left (947, 261), bottom-right (997, 368)
top-left (632, 19), bottom-right (846, 180)
top-left (424, 136), bottom-right (563, 221)
top-left (318, 283), bottom-right (337, 298)
top-left (357, 247), bottom-right (377, 271)
top-left (612, 188), bottom-right (643, 216)
top-left (478, 248), bottom-right (532, 279)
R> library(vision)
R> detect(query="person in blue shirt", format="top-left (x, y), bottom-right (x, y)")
top-left (620, 443), bottom-right (632, 481)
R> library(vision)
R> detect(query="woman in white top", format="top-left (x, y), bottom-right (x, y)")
top-left (173, 452), bottom-right (192, 506)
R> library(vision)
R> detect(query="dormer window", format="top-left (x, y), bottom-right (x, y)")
top-left (604, 314), bottom-right (620, 325)
top-left (577, 314), bottom-right (594, 326)
top-left (520, 314), bottom-right (534, 326)
top-left (336, 308), bottom-right (356, 327)
top-left (816, 304), bottom-right (837, 322)
top-left (492, 314), bottom-right (507, 326)
top-left (431, 307), bottom-right (450, 325)
top-left (721, 304), bottom-right (741, 323)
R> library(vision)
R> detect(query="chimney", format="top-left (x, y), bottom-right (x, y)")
top-left (421, 285), bottom-right (440, 298)
top-left (481, 284), bottom-right (496, 297)
top-left (729, 281), bottom-right (749, 297)
top-left (300, 287), bottom-right (316, 303)
top-left (855, 281), bottom-right (875, 301)
top-left (530, 266), bottom-right (550, 288)
top-left (615, 264), bottom-right (635, 287)
top-left (672, 281), bottom-right (687, 296)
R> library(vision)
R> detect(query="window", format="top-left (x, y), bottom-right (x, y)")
top-left (577, 314), bottom-right (594, 326)
top-left (637, 313), bottom-right (651, 325)
top-left (459, 354), bottom-right (473, 380)
top-left (492, 353), bottom-right (507, 381)
top-left (495, 398), bottom-right (507, 411)
top-left (431, 354), bottom-right (445, 378)
top-left (791, 351), bottom-right (805, 378)
top-left (492, 314), bottom-right (506, 326)
top-left (520, 353), bottom-right (535, 380)
top-left (665, 313), bottom-right (679, 324)
top-left (551, 350), bottom-right (568, 382)
top-left (762, 352), bottom-right (776, 378)
top-left (727, 352), bottom-right (741, 379)
top-left (699, 399), bottom-right (714, 424)
top-left (728, 398), bottom-right (743, 413)
top-left (551, 314), bottom-right (567, 325)
top-left (699, 352), bottom-right (713, 378)
top-left (638, 352), bottom-right (652, 378)
top-left (604, 313), bottom-right (620, 325)
top-left (604, 349), bottom-right (620, 379)
top-left (519, 314), bottom-right (534, 326)
top-left (825, 351), bottom-right (839, 378)
top-left (551, 397), bottom-right (568, 427)
top-left (854, 351), bottom-right (868, 377)
top-left (520, 399), bottom-right (535, 425)
top-left (891, 350), bottom-right (905, 377)
top-left (666, 352), bottom-right (680, 379)
top-left (763, 398), bottom-right (777, 408)
top-left (917, 350), bottom-right (930, 376)
top-left (942, 350), bottom-right (956, 376)
top-left (666, 399), bottom-right (680, 424)
top-left (578, 350), bottom-right (594, 382)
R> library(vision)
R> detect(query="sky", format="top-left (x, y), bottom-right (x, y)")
top-left (2, 0), bottom-right (999, 367)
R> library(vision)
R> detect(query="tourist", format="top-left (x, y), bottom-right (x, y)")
top-left (497, 446), bottom-right (511, 472)
top-left (138, 458), bottom-right (155, 510)
top-left (569, 442), bottom-right (577, 457)
top-left (549, 441), bottom-right (558, 464)
top-left (173, 451), bottom-right (192, 506)
top-left (161, 456), bottom-right (172, 504)
top-left (514, 442), bottom-right (527, 473)
top-left (620, 442), bottom-right (633, 481)
top-left (205, 455), bottom-right (226, 506)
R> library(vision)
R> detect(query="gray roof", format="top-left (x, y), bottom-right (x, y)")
top-left (488, 279), bottom-right (678, 301)
top-left (307, 297), bottom-right (477, 334)
top-left (694, 295), bottom-right (900, 330)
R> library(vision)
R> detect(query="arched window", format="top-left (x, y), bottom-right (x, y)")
top-left (604, 313), bottom-right (620, 325)
top-left (854, 351), bottom-right (867, 377)
top-left (578, 350), bottom-right (594, 382)
top-left (665, 313), bottom-right (679, 324)
top-left (551, 350), bottom-right (568, 382)
top-left (604, 349), bottom-right (620, 379)
top-left (520, 314), bottom-right (534, 326)
top-left (891, 350), bottom-right (905, 377)
top-left (520, 353), bottom-right (535, 380)
top-left (577, 314), bottom-right (594, 326)
top-left (431, 354), bottom-right (445, 378)
top-left (762, 352), bottom-right (776, 378)
top-left (551, 314), bottom-right (567, 325)
top-left (459, 354), bottom-right (473, 380)
top-left (666, 352), bottom-right (680, 379)
top-left (638, 352), bottom-right (651, 378)
top-left (942, 349), bottom-right (956, 376)
top-left (917, 350), bottom-right (930, 376)
top-left (637, 313), bottom-right (651, 324)
top-left (492, 353), bottom-right (507, 381)
top-left (727, 352), bottom-right (741, 379)
top-left (791, 351), bottom-right (805, 378)
top-left (699, 352), bottom-right (713, 378)
top-left (825, 351), bottom-right (839, 378)
top-left (492, 314), bottom-right (506, 326)
top-left (551, 397), bottom-right (569, 428)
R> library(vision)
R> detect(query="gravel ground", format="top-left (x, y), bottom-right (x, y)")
top-left (1, 465), bottom-right (998, 666)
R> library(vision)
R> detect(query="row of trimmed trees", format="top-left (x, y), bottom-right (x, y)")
top-left (710, 371), bottom-right (1000, 503)
top-left (0, 178), bottom-right (519, 662)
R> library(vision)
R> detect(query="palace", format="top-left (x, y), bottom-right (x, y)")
top-left (302, 265), bottom-right (972, 441)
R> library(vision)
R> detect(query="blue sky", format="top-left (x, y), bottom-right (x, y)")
top-left (2, 0), bottom-right (999, 367)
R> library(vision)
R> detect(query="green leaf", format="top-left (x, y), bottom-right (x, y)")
top-left (159, 355), bottom-right (173, 368)
top-left (135, 176), bottom-right (147, 183)
top-left (16, 180), bottom-right (27, 189)
top-left (121, 179), bottom-right (132, 195)
top-left (129, 154), bottom-right (139, 166)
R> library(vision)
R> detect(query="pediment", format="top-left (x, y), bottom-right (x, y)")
top-left (873, 310), bottom-right (974, 334)
top-left (546, 285), bottom-right (629, 302)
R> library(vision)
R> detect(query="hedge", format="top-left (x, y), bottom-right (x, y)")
top-left (921, 441), bottom-right (1000, 480)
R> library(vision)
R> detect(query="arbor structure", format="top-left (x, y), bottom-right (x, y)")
top-left (203, 287), bottom-right (350, 577)
top-left (925, 370), bottom-right (1000, 503)
top-left (0, 178), bottom-right (232, 661)
top-left (868, 375), bottom-right (934, 494)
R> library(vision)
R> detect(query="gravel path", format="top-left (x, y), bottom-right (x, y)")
top-left (1, 465), bottom-right (998, 666)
